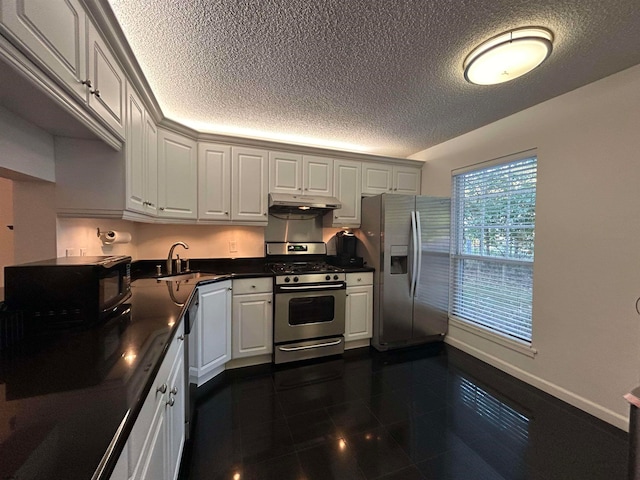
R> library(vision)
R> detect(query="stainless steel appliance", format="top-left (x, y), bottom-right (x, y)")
top-left (266, 242), bottom-right (346, 364)
top-left (4, 255), bottom-right (132, 328)
top-left (268, 192), bottom-right (342, 214)
top-left (357, 194), bottom-right (451, 351)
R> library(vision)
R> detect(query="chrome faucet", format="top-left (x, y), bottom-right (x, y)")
top-left (167, 242), bottom-right (189, 274)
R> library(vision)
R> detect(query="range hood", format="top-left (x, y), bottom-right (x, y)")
top-left (268, 193), bottom-right (342, 213)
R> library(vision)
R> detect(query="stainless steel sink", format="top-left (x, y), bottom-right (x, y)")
top-left (156, 271), bottom-right (203, 282)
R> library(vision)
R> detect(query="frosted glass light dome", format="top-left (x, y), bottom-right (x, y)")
top-left (464, 27), bottom-right (553, 85)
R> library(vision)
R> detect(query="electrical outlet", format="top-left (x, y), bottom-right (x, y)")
top-left (66, 248), bottom-right (76, 257)
top-left (80, 248), bottom-right (87, 256)
top-left (229, 239), bottom-right (238, 253)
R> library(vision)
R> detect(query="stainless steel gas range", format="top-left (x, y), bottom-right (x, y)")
top-left (265, 242), bottom-right (346, 364)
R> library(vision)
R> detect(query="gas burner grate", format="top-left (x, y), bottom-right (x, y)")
top-left (266, 262), bottom-right (343, 275)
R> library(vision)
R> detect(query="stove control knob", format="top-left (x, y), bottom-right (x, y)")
top-left (333, 275), bottom-right (339, 280)
top-left (284, 277), bottom-right (291, 283)
top-left (325, 275), bottom-right (331, 281)
top-left (293, 276), bottom-right (299, 283)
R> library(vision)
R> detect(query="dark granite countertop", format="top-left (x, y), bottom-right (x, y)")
top-left (0, 257), bottom-right (374, 479)
top-left (0, 274), bottom-right (224, 480)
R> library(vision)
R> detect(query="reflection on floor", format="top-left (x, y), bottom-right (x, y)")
top-left (179, 344), bottom-right (629, 480)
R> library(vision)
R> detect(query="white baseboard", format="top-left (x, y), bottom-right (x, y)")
top-left (445, 336), bottom-right (629, 431)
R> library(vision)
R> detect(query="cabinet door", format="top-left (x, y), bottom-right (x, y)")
top-left (0, 0), bottom-right (87, 102)
top-left (198, 143), bottom-right (231, 221)
top-left (126, 85), bottom-right (146, 213)
top-left (157, 129), bottom-right (197, 219)
top-left (195, 281), bottom-right (231, 384)
top-left (302, 155), bottom-right (333, 196)
top-left (231, 147), bottom-right (268, 223)
top-left (393, 166), bottom-right (421, 195)
top-left (345, 285), bottom-right (373, 342)
top-left (362, 163), bottom-right (393, 195)
top-left (232, 292), bottom-right (273, 359)
top-left (165, 345), bottom-right (185, 480)
top-left (269, 151), bottom-right (302, 194)
top-left (144, 114), bottom-right (158, 215)
top-left (134, 396), bottom-right (167, 480)
top-left (87, 20), bottom-right (125, 137)
top-left (331, 159), bottom-right (361, 226)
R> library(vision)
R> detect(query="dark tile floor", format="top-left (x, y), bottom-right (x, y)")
top-left (179, 344), bottom-right (629, 480)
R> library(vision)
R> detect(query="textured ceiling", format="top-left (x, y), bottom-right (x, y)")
top-left (107, 0), bottom-right (640, 158)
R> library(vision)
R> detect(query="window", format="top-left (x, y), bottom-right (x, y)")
top-left (450, 153), bottom-right (537, 343)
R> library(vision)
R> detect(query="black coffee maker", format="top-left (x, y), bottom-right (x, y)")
top-left (334, 230), bottom-right (363, 267)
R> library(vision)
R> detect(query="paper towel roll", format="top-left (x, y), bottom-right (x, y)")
top-left (102, 230), bottom-right (132, 244)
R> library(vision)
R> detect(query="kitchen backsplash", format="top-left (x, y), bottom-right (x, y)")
top-left (56, 218), bottom-right (347, 260)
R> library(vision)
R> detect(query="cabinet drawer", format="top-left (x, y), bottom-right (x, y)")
top-left (233, 277), bottom-right (273, 295)
top-left (346, 272), bottom-right (373, 286)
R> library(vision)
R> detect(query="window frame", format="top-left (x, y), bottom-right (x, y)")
top-left (449, 149), bottom-right (538, 356)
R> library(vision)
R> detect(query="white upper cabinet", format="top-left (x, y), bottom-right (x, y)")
top-left (232, 147), bottom-right (268, 223)
top-left (302, 155), bottom-right (333, 196)
top-left (328, 159), bottom-right (361, 227)
top-left (393, 165), bottom-right (422, 195)
top-left (157, 128), bottom-right (197, 219)
top-left (86, 20), bottom-right (125, 137)
top-left (0, 0), bottom-right (126, 138)
top-left (126, 83), bottom-right (157, 216)
top-left (269, 153), bottom-right (333, 197)
top-left (362, 162), bottom-right (421, 195)
top-left (269, 151), bottom-right (302, 194)
top-left (0, 0), bottom-right (87, 102)
top-left (362, 163), bottom-right (393, 195)
top-left (198, 142), bottom-right (231, 221)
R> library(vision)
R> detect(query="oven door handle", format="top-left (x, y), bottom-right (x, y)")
top-left (278, 283), bottom-right (345, 290)
top-left (278, 338), bottom-right (343, 352)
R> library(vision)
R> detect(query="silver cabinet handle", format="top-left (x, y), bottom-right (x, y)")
top-left (280, 283), bottom-right (343, 290)
top-left (156, 384), bottom-right (167, 394)
top-left (81, 79), bottom-right (92, 87)
top-left (90, 89), bottom-right (100, 98)
top-left (178, 335), bottom-right (184, 341)
top-left (279, 338), bottom-right (342, 352)
top-left (170, 386), bottom-right (178, 395)
top-left (166, 397), bottom-right (175, 407)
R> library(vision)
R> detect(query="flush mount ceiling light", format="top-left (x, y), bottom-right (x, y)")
top-left (464, 27), bottom-right (553, 85)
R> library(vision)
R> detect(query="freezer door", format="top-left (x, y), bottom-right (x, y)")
top-left (413, 196), bottom-right (451, 338)
top-left (380, 194), bottom-right (416, 345)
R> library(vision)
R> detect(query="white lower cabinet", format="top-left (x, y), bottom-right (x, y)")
top-left (345, 272), bottom-right (373, 344)
top-left (232, 278), bottom-right (273, 359)
top-left (189, 280), bottom-right (232, 386)
top-left (128, 322), bottom-right (186, 480)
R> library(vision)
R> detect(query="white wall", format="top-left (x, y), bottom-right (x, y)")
top-left (56, 218), bottom-right (139, 259)
top-left (12, 182), bottom-right (57, 263)
top-left (0, 106), bottom-right (55, 181)
top-left (136, 224), bottom-right (266, 260)
top-left (0, 178), bottom-right (14, 287)
top-left (411, 64), bottom-right (640, 430)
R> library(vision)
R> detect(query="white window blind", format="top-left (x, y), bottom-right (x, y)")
top-left (451, 155), bottom-right (537, 343)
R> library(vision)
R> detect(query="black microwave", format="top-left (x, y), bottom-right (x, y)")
top-left (4, 256), bottom-right (131, 327)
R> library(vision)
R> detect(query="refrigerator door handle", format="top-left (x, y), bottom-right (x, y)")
top-left (415, 211), bottom-right (423, 297)
top-left (410, 210), bottom-right (418, 299)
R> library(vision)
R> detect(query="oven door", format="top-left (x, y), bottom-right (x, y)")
top-left (274, 283), bottom-right (346, 343)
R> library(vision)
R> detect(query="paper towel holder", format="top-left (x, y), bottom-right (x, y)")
top-left (97, 228), bottom-right (132, 245)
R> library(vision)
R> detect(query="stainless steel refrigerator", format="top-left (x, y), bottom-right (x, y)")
top-left (357, 194), bottom-right (450, 351)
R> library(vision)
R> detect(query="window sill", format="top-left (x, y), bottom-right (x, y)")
top-left (449, 316), bottom-right (538, 358)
